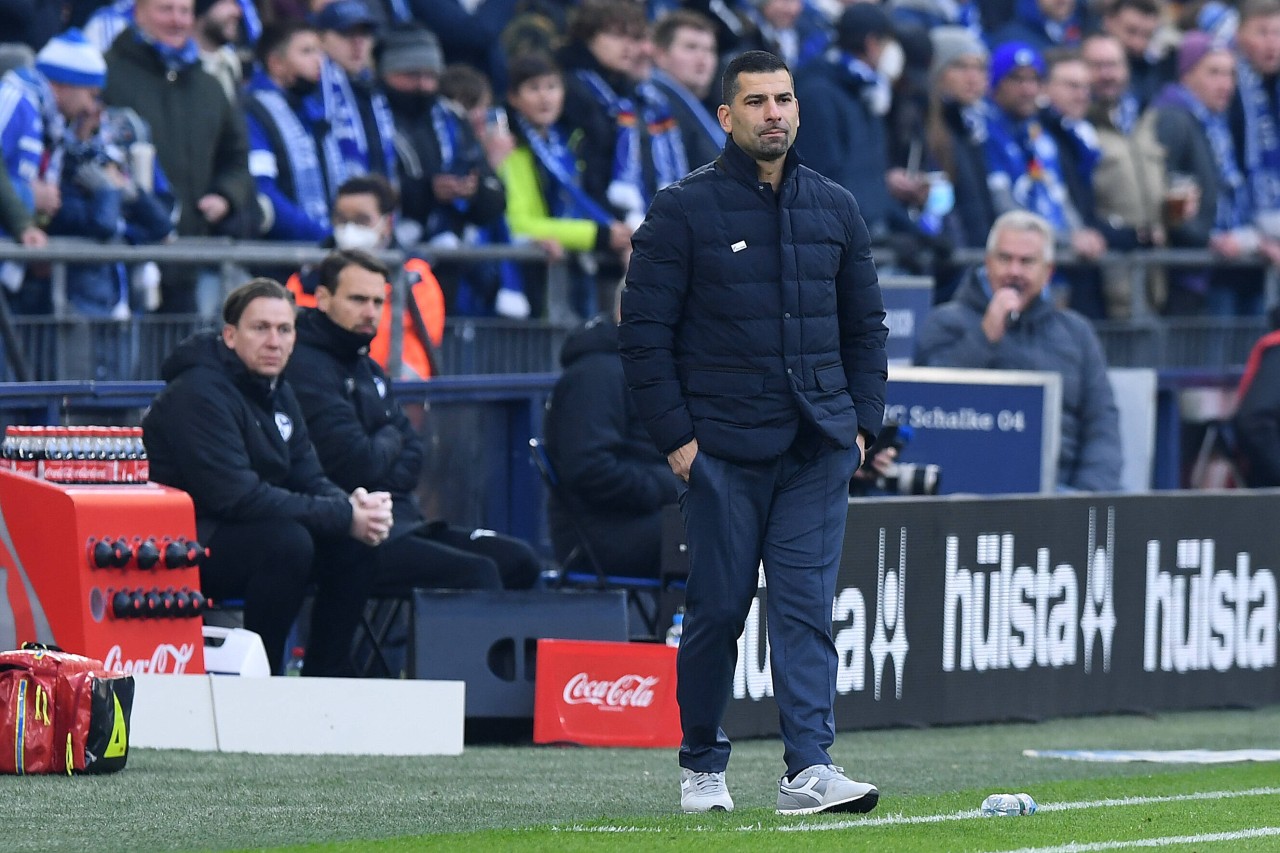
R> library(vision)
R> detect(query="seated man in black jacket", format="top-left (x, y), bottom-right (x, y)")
top-left (544, 300), bottom-right (680, 578)
top-left (142, 278), bottom-right (393, 676)
top-left (284, 249), bottom-right (541, 596)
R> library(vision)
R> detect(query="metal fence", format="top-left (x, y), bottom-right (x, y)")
top-left (0, 238), bottom-right (1274, 380)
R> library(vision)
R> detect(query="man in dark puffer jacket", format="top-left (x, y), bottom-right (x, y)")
top-left (143, 278), bottom-right (393, 676)
top-left (620, 50), bottom-right (887, 816)
top-left (545, 311), bottom-right (679, 579)
top-left (285, 249), bottom-right (541, 596)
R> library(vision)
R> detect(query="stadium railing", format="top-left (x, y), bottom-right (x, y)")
top-left (0, 239), bottom-right (1274, 381)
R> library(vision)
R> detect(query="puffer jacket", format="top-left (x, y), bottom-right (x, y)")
top-left (142, 331), bottom-right (351, 542)
top-left (914, 266), bottom-right (1122, 491)
top-left (619, 139), bottom-right (888, 463)
top-left (285, 307), bottom-right (426, 539)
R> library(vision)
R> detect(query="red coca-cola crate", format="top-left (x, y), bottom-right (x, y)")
top-left (533, 639), bottom-right (681, 748)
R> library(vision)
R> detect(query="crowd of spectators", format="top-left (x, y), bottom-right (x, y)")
top-left (3, 0), bottom-right (1280, 336)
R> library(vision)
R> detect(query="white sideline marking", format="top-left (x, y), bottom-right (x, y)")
top-left (550, 786), bottom-right (1280, 834)
top-left (994, 826), bottom-right (1280, 852)
top-left (768, 786), bottom-right (1280, 832)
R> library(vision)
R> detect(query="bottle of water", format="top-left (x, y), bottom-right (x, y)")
top-left (285, 646), bottom-right (305, 676)
top-left (665, 609), bottom-right (684, 647)
top-left (980, 793), bottom-right (1037, 816)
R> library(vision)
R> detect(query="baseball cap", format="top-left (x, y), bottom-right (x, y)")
top-left (314, 0), bottom-right (377, 34)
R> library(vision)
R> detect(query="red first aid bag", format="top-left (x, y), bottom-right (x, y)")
top-left (0, 643), bottom-right (134, 775)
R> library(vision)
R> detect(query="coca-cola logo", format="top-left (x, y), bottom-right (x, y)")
top-left (104, 642), bottom-right (195, 674)
top-left (562, 672), bottom-right (659, 709)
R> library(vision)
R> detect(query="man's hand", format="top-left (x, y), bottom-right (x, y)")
top-left (431, 172), bottom-right (479, 203)
top-left (19, 226), bottom-right (46, 248)
top-left (1071, 228), bottom-right (1107, 261)
top-left (981, 286), bottom-right (1023, 343)
top-left (32, 180), bottom-right (60, 218)
top-left (668, 438), bottom-right (698, 482)
top-left (197, 193), bottom-right (230, 224)
top-left (348, 487), bottom-right (393, 546)
top-left (885, 168), bottom-right (929, 206)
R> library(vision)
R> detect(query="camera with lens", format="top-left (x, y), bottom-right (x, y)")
top-left (861, 422), bottom-right (941, 496)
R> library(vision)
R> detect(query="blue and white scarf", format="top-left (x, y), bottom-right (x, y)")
top-left (649, 68), bottom-right (725, 157)
top-left (575, 69), bottom-right (688, 224)
top-left (515, 114), bottom-right (614, 226)
top-left (87, 0), bottom-right (260, 48)
top-left (1111, 92), bottom-right (1140, 135)
top-left (133, 25), bottom-right (199, 75)
top-left (1166, 84), bottom-right (1250, 230)
top-left (1235, 59), bottom-right (1280, 216)
top-left (250, 77), bottom-right (338, 231)
top-left (320, 58), bottom-right (398, 187)
top-left (1052, 111), bottom-right (1101, 186)
top-left (985, 103), bottom-right (1072, 231)
top-left (833, 51), bottom-right (891, 116)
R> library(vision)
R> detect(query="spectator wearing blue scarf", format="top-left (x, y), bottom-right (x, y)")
top-left (1153, 31), bottom-right (1280, 316)
top-left (103, 0), bottom-right (256, 313)
top-left (1230, 0), bottom-right (1280, 236)
top-left (984, 44), bottom-right (1078, 237)
top-left (1040, 51), bottom-right (1111, 318)
top-left (245, 22), bottom-right (341, 242)
top-left (499, 52), bottom-right (635, 320)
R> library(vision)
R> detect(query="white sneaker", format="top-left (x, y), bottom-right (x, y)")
top-left (777, 764), bottom-right (879, 815)
top-left (680, 768), bottom-right (734, 813)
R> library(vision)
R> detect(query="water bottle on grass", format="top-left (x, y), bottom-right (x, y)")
top-left (980, 793), bottom-right (1037, 816)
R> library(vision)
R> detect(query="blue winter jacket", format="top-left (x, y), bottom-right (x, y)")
top-left (619, 139), bottom-right (888, 463)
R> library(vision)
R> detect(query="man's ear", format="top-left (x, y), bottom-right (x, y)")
top-left (221, 324), bottom-right (236, 348)
top-left (717, 103), bottom-right (732, 134)
top-left (315, 284), bottom-right (333, 312)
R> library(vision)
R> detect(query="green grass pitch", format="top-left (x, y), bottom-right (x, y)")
top-left (6, 705), bottom-right (1279, 852)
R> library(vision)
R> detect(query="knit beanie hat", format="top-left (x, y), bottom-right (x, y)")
top-left (1177, 30), bottom-right (1224, 77)
top-left (377, 26), bottom-right (444, 76)
top-left (989, 41), bottom-right (1045, 88)
top-left (929, 27), bottom-right (988, 85)
top-left (35, 28), bottom-right (107, 89)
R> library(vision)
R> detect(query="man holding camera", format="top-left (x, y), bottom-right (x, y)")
top-left (915, 210), bottom-right (1122, 492)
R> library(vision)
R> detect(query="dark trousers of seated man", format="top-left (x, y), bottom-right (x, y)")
top-left (370, 520), bottom-right (542, 595)
top-left (200, 518), bottom-right (371, 677)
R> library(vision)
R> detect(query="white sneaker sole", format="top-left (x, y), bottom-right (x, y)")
top-left (682, 803), bottom-right (733, 814)
top-left (776, 787), bottom-right (879, 816)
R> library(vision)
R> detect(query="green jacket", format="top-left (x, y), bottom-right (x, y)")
top-left (102, 31), bottom-right (254, 237)
top-left (498, 146), bottom-right (607, 253)
top-left (0, 166), bottom-right (32, 238)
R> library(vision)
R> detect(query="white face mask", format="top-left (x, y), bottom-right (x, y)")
top-left (877, 40), bottom-right (904, 83)
top-left (333, 222), bottom-right (383, 251)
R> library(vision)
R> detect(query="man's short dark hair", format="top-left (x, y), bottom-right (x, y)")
top-left (653, 9), bottom-right (715, 51)
top-left (1104, 0), bottom-right (1160, 18)
top-left (567, 0), bottom-right (648, 43)
top-left (440, 63), bottom-right (492, 110)
top-left (722, 50), bottom-right (791, 106)
top-left (255, 21), bottom-right (315, 70)
top-left (507, 51), bottom-right (561, 93)
top-left (223, 278), bottom-right (294, 326)
top-left (335, 174), bottom-right (399, 215)
top-left (1241, 0), bottom-right (1280, 22)
top-left (316, 249), bottom-right (391, 295)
